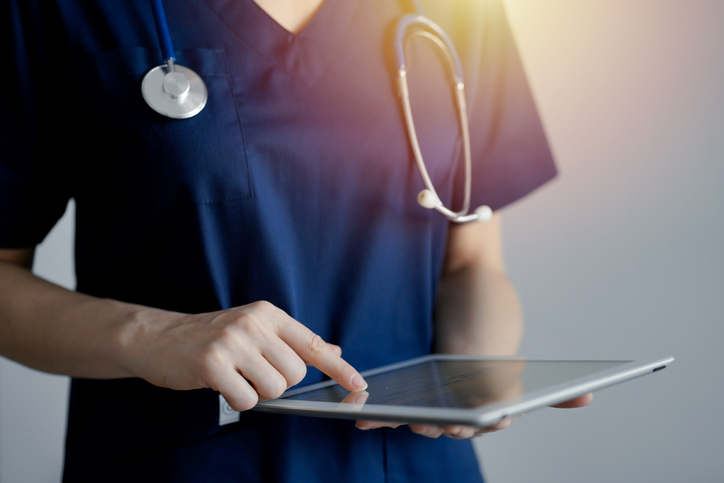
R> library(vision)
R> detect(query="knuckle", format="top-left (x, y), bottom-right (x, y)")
top-left (287, 361), bottom-right (307, 386)
top-left (209, 314), bottom-right (247, 342)
top-left (234, 312), bottom-right (265, 336)
top-left (334, 359), bottom-right (353, 379)
top-left (248, 300), bottom-right (274, 314)
top-left (199, 345), bottom-right (226, 374)
top-left (271, 379), bottom-right (287, 399)
top-left (259, 375), bottom-right (287, 400)
top-left (216, 323), bottom-right (239, 341)
top-left (306, 334), bottom-right (328, 354)
top-left (232, 391), bottom-right (258, 412)
top-left (198, 358), bottom-right (226, 388)
top-left (249, 300), bottom-right (269, 309)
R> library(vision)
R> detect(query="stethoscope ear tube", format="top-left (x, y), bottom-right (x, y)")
top-left (394, 15), bottom-right (465, 83)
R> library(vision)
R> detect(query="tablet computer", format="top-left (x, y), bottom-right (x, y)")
top-left (253, 355), bottom-right (674, 427)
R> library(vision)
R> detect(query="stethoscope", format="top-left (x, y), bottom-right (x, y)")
top-left (142, 0), bottom-right (491, 223)
top-left (142, 0), bottom-right (207, 119)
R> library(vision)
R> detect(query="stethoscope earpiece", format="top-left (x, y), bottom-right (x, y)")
top-left (418, 190), bottom-right (492, 222)
top-left (474, 205), bottom-right (493, 222)
top-left (417, 189), bottom-right (439, 209)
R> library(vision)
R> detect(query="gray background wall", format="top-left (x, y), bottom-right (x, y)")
top-left (1, 0), bottom-right (722, 481)
top-left (477, 0), bottom-right (723, 481)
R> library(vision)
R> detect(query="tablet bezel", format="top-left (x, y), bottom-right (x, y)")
top-left (253, 355), bottom-right (674, 427)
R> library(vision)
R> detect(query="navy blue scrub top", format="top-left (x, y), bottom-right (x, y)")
top-left (1, 0), bottom-right (556, 481)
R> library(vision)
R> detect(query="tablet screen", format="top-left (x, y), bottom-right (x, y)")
top-left (285, 360), bottom-right (629, 408)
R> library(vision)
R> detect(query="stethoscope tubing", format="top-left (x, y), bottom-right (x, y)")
top-left (394, 15), bottom-right (465, 83)
top-left (151, 0), bottom-right (176, 62)
top-left (395, 14), bottom-right (489, 223)
top-left (144, 0), bottom-right (208, 119)
top-left (142, 4), bottom-right (490, 221)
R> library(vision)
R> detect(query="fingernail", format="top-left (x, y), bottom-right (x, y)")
top-left (350, 373), bottom-right (367, 391)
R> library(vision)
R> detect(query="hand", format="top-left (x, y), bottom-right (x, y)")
top-left (351, 366), bottom-right (522, 439)
top-left (123, 300), bottom-right (368, 411)
top-left (352, 358), bottom-right (593, 440)
top-left (354, 393), bottom-right (593, 439)
top-left (355, 418), bottom-right (514, 439)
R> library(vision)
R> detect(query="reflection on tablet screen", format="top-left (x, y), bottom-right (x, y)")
top-left (286, 360), bottom-right (629, 408)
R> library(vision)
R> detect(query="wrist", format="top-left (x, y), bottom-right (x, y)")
top-left (112, 302), bottom-right (179, 380)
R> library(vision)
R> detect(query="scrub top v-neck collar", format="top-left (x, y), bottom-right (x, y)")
top-left (203, 0), bottom-right (360, 86)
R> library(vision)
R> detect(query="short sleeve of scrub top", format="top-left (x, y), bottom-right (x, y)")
top-left (1, 1), bottom-right (556, 482)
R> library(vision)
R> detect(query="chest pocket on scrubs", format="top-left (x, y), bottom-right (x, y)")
top-left (82, 47), bottom-right (253, 206)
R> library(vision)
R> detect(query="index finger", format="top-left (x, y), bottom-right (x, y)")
top-left (280, 324), bottom-right (367, 392)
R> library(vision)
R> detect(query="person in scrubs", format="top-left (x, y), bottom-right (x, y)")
top-left (0, 0), bottom-right (590, 481)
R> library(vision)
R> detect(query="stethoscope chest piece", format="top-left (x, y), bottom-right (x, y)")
top-left (142, 62), bottom-right (207, 119)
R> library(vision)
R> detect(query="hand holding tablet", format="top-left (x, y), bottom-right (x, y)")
top-left (352, 358), bottom-right (527, 438)
top-left (353, 391), bottom-right (594, 439)
top-left (352, 358), bottom-right (593, 439)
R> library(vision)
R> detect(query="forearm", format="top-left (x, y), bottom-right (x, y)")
top-left (433, 216), bottom-right (523, 356)
top-left (0, 257), bottom-right (367, 409)
top-left (434, 261), bottom-right (523, 356)
top-left (0, 259), bottom-right (163, 378)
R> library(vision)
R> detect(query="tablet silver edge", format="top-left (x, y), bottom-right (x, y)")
top-left (253, 356), bottom-right (674, 427)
